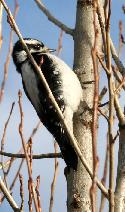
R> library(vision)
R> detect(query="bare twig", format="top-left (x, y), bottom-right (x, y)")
top-left (0, 3), bottom-right (3, 51)
top-left (49, 142), bottom-right (59, 212)
top-left (118, 20), bottom-right (124, 57)
top-left (97, 53), bottom-right (110, 75)
top-left (0, 0), bottom-right (109, 198)
top-left (1, 102), bottom-right (15, 155)
top-left (105, 1), bottom-right (115, 210)
top-left (91, 1), bottom-right (99, 210)
top-left (99, 135), bottom-right (109, 212)
top-left (99, 86), bottom-right (107, 103)
top-left (112, 65), bottom-right (125, 91)
top-left (0, 159), bottom-right (24, 204)
top-left (1, 102), bottom-right (15, 188)
top-left (35, 176), bottom-right (42, 212)
top-left (114, 94), bottom-right (125, 211)
top-left (34, 0), bottom-right (73, 35)
top-left (98, 108), bottom-right (109, 123)
top-left (28, 178), bottom-right (33, 212)
top-left (30, 121), bottom-right (41, 139)
top-left (110, 39), bottom-right (125, 76)
top-left (28, 138), bottom-right (33, 176)
top-left (0, 0), bottom-right (19, 102)
top-left (0, 121), bottom-right (41, 172)
top-left (56, 30), bottom-right (63, 56)
top-left (96, 0), bottom-right (125, 79)
top-left (0, 176), bottom-right (20, 211)
top-left (96, 0), bottom-right (107, 58)
top-left (19, 174), bottom-right (24, 211)
top-left (10, 159), bottom-right (24, 192)
top-left (114, 95), bottom-right (125, 126)
top-left (18, 90), bottom-right (39, 211)
top-left (0, 151), bottom-right (62, 159)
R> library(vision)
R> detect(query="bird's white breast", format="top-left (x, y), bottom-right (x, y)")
top-left (21, 62), bottom-right (41, 112)
top-left (46, 53), bottom-right (83, 113)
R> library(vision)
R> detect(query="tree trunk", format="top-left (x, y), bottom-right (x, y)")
top-left (67, 0), bottom-right (95, 211)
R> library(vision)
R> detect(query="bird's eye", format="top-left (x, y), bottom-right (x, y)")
top-left (37, 44), bottom-right (40, 48)
top-left (34, 44), bottom-right (41, 50)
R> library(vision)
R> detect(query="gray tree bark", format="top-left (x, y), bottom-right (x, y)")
top-left (115, 125), bottom-right (125, 211)
top-left (67, 1), bottom-right (95, 211)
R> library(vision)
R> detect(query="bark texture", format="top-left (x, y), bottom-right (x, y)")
top-left (115, 127), bottom-right (125, 212)
top-left (67, 1), bottom-right (95, 211)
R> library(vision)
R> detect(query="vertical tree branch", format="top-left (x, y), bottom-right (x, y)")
top-left (1, 102), bottom-right (15, 188)
top-left (0, 3), bottom-right (3, 51)
top-left (99, 135), bottom-right (109, 212)
top-left (105, 1), bottom-right (115, 210)
top-left (18, 90), bottom-right (39, 212)
top-left (19, 174), bottom-right (24, 211)
top-left (0, 0), bottom-right (19, 103)
top-left (90, 1), bottom-right (99, 211)
top-left (49, 142), bottom-right (59, 212)
top-left (35, 176), bottom-right (42, 212)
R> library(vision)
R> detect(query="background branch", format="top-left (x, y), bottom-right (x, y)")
top-left (34, 0), bottom-right (73, 35)
top-left (0, 151), bottom-right (62, 159)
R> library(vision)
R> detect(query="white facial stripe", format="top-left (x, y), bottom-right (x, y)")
top-left (24, 39), bottom-right (40, 45)
top-left (16, 50), bottom-right (27, 63)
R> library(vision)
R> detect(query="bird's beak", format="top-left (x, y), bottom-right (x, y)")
top-left (36, 47), bottom-right (56, 54)
top-left (48, 48), bottom-right (56, 52)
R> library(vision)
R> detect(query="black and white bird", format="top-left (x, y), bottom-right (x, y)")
top-left (12, 38), bottom-right (83, 170)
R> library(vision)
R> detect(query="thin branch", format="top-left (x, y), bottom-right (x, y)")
top-left (115, 77), bottom-right (125, 95)
top-left (30, 121), bottom-right (41, 139)
top-left (0, 121), bottom-right (41, 171)
top-left (49, 142), bottom-right (59, 212)
top-left (112, 65), bottom-right (125, 91)
top-left (18, 90), bottom-right (39, 211)
top-left (105, 1), bottom-right (115, 210)
top-left (0, 0), bottom-right (109, 199)
top-left (35, 176), bottom-right (42, 212)
top-left (0, 0), bottom-right (19, 102)
top-left (96, 0), bottom-right (125, 78)
top-left (0, 151), bottom-right (62, 159)
top-left (99, 135), bottom-right (109, 212)
top-left (0, 176), bottom-right (20, 211)
top-left (114, 99), bottom-right (125, 211)
top-left (91, 2), bottom-right (99, 210)
top-left (110, 38), bottom-right (125, 76)
top-left (114, 94), bottom-right (125, 126)
top-left (0, 3), bottom-right (3, 52)
top-left (1, 102), bottom-right (15, 188)
top-left (10, 159), bottom-right (24, 192)
top-left (19, 174), bottom-right (24, 211)
top-left (56, 30), bottom-right (63, 56)
top-left (97, 53), bottom-right (110, 75)
top-left (118, 20), bottom-right (124, 57)
top-left (34, 0), bottom-right (73, 36)
top-left (1, 102), bottom-right (15, 155)
top-left (98, 108), bottom-right (109, 123)
top-left (99, 86), bottom-right (107, 103)
top-left (96, 0), bottom-right (107, 59)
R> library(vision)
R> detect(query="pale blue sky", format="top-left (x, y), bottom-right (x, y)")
top-left (0, 0), bottom-right (125, 211)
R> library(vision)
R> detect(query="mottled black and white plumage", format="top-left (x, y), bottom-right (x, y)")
top-left (12, 38), bottom-right (83, 170)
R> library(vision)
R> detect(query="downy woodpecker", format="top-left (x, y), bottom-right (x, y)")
top-left (12, 38), bottom-right (83, 170)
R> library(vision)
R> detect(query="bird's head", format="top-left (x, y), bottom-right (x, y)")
top-left (12, 38), bottom-right (55, 65)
